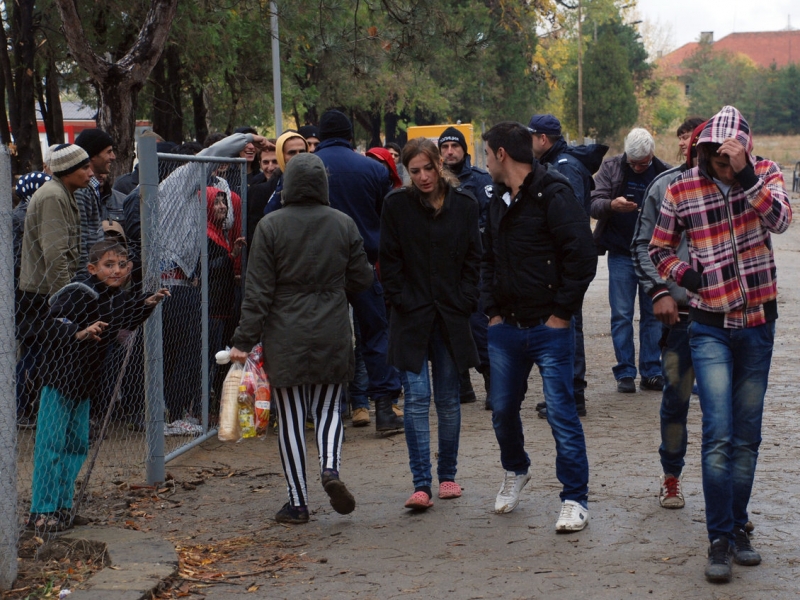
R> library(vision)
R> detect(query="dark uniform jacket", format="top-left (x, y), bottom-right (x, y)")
top-left (482, 162), bottom-right (597, 324)
top-left (380, 185), bottom-right (482, 374)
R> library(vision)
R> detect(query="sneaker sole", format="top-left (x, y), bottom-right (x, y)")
top-left (704, 568), bottom-right (732, 583)
top-left (352, 419), bottom-right (370, 427)
top-left (556, 522), bottom-right (588, 533)
top-left (324, 480), bottom-right (356, 515)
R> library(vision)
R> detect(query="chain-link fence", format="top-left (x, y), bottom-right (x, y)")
top-left (6, 136), bottom-right (248, 562)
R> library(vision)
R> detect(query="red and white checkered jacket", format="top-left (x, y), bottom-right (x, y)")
top-left (649, 106), bottom-right (791, 329)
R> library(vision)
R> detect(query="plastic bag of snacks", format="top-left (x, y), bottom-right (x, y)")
top-left (241, 344), bottom-right (271, 435)
top-left (218, 361), bottom-right (243, 441)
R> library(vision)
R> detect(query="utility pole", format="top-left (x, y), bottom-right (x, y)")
top-left (577, 0), bottom-right (584, 145)
top-left (271, 2), bottom-right (283, 136)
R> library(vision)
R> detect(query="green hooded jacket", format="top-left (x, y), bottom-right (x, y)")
top-left (232, 152), bottom-right (373, 387)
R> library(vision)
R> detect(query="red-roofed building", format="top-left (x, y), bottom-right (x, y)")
top-left (658, 30), bottom-right (800, 79)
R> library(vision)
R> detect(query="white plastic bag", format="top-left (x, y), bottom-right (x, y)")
top-left (218, 362), bottom-right (243, 441)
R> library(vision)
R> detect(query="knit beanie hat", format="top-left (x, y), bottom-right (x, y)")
top-left (15, 171), bottom-right (52, 202)
top-left (319, 110), bottom-right (352, 141)
top-left (298, 125), bottom-right (320, 141)
top-left (49, 144), bottom-right (90, 176)
top-left (74, 128), bottom-right (114, 158)
top-left (438, 127), bottom-right (467, 154)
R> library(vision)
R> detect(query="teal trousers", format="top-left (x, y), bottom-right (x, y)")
top-left (30, 385), bottom-right (90, 513)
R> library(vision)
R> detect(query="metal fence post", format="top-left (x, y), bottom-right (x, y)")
top-left (140, 136), bottom-right (166, 485)
top-left (0, 146), bottom-right (18, 590)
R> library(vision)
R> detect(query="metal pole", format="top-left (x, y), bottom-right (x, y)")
top-left (271, 1), bottom-right (283, 136)
top-left (200, 171), bottom-right (209, 435)
top-left (0, 146), bottom-right (18, 590)
top-left (140, 135), bottom-right (166, 485)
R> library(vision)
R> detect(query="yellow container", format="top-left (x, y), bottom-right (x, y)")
top-left (406, 124), bottom-right (474, 148)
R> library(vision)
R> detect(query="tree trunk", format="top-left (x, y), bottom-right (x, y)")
top-left (152, 45), bottom-right (182, 143)
top-left (384, 112), bottom-right (399, 144)
top-left (54, 0), bottom-right (178, 175)
top-left (44, 56), bottom-right (64, 145)
top-left (0, 69), bottom-right (12, 146)
top-left (96, 73), bottom-right (141, 180)
top-left (12, 0), bottom-right (43, 173)
top-left (165, 45), bottom-right (182, 142)
top-left (192, 87), bottom-right (208, 144)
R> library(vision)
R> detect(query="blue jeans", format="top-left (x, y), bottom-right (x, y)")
top-left (348, 315), bottom-right (370, 411)
top-left (689, 320), bottom-right (774, 541)
top-left (347, 271), bottom-right (401, 399)
top-left (608, 253), bottom-right (662, 380)
top-left (659, 317), bottom-right (694, 477)
top-left (400, 321), bottom-right (461, 490)
top-left (573, 308), bottom-right (587, 394)
top-left (489, 321), bottom-right (589, 505)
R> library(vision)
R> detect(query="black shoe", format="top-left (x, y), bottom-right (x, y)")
top-left (733, 528), bottom-right (761, 566)
top-left (617, 377), bottom-right (636, 394)
top-left (535, 401), bottom-right (547, 411)
top-left (537, 402), bottom-right (586, 419)
top-left (58, 509), bottom-right (90, 527)
top-left (705, 538), bottom-right (733, 583)
top-left (459, 370), bottom-right (476, 404)
top-left (640, 375), bottom-right (665, 391)
top-left (574, 390), bottom-right (586, 417)
top-left (275, 503), bottom-right (309, 524)
top-left (537, 404), bottom-right (547, 419)
top-left (375, 397), bottom-right (403, 431)
top-left (321, 470), bottom-right (356, 515)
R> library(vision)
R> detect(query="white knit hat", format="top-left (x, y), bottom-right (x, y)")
top-left (49, 144), bottom-right (90, 176)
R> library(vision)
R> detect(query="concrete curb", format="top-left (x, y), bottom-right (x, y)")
top-left (59, 526), bottom-right (178, 600)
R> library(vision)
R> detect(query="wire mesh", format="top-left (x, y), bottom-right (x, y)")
top-left (9, 146), bottom-right (247, 546)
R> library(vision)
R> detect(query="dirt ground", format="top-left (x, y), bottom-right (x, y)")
top-left (118, 192), bottom-right (800, 600)
top-left (16, 185), bottom-right (800, 599)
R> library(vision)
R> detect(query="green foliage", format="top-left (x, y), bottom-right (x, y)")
top-left (565, 24), bottom-right (638, 141)
top-left (682, 45), bottom-right (800, 135)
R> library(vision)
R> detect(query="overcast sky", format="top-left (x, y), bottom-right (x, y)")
top-left (636, 0), bottom-right (796, 50)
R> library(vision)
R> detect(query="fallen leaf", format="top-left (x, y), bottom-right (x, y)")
top-left (247, 584), bottom-right (260, 592)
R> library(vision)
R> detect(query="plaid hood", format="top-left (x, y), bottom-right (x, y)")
top-left (697, 106), bottom-right (756, 172)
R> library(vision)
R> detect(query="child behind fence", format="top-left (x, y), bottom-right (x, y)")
top-left (27, 240), bottom-right (169, 532)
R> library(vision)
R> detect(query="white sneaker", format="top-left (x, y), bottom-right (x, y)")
top-left (555, 500), bottom-right (588, 532)
top-left (494, 470), bottom-right (531, 513)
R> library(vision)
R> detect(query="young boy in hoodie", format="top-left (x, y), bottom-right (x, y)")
top-left (649, 106), bottom-right (792, 583)
top-left (27, 240), bottom-right (169, 532)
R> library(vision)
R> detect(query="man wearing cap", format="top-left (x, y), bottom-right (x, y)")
top-left (591, 128), bottom-right (670, 394)
top-left (528, 114), bottom-right (608, 418)
top-left (74, 128), bottom-right (116, 274)
top-left (17, 144), bottom-right (93, 360)
top-left (315, 109), bottom-right (404, 431)
top-left (298, 125), bottom-right (320, 152)
top-left (438, 126), bottom-right (494, 409)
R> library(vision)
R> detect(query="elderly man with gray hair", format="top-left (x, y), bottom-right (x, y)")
top-left (591, 128), bottom-right (671, 394)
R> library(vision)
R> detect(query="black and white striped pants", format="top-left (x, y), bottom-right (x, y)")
top-left (274, 383), bottom-right (344, 507)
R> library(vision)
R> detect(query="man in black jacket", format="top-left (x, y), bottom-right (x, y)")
top-left (529, 114), bottom-right (608, 418)
top-left (481, 122), bottom-right (597, 532)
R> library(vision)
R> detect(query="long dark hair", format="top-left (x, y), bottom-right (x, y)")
top-left (401, 137), bottom-right (458, 196)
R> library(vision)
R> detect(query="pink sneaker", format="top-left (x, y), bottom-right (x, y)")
top-left (438, 481), bottom-right (462, 499)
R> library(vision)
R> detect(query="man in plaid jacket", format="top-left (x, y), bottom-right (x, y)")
top-left (649, 105), bottom-right (791, 583)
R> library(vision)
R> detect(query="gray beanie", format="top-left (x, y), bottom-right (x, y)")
top-left (49, 144), bottom-right (90, 176)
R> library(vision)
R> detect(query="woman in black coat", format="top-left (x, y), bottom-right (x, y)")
top-left (379, 137), bottom-right (482, 510)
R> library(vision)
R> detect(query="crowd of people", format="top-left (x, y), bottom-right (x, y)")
top-left (11, 103), bottom-right (791, 584)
